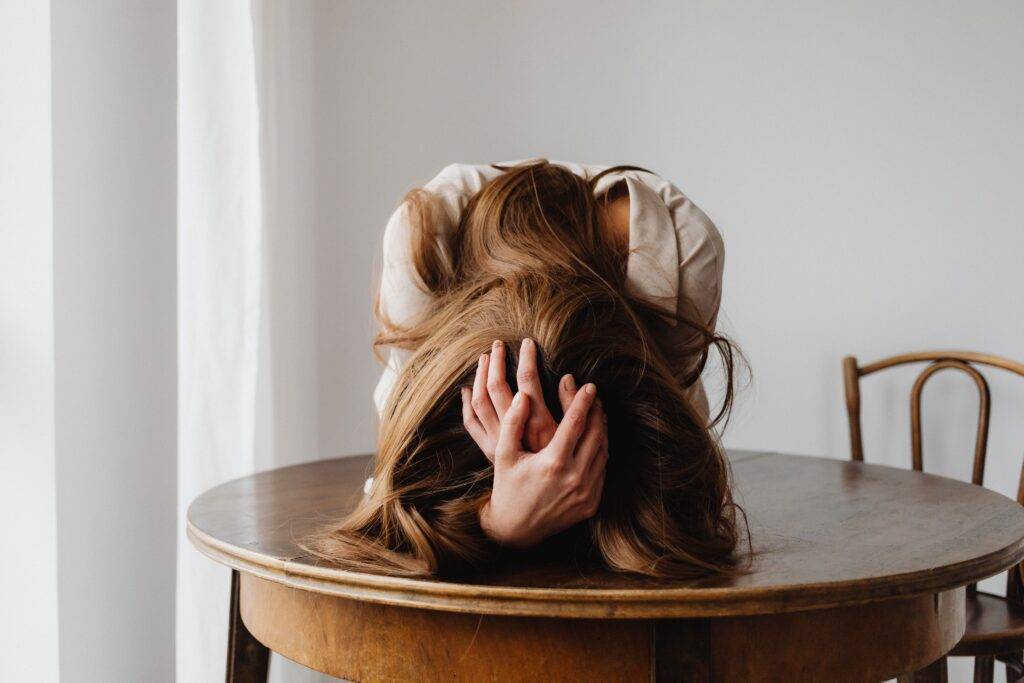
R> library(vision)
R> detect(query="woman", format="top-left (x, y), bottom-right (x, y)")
top-left (308, 159), bottom-right (740, 579)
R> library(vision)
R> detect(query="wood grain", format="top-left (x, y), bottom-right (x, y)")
top-left (842, 350), bottom-right (1024, 680)
top-left (188, 450), bottom-right (1024, 619)
top-left (239, 574), bottom-right (964, 682)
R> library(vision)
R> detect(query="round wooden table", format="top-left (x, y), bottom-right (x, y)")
top-left (188, 450), bottom-right (1024, 682)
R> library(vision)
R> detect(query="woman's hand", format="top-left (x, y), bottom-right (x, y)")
top-left (461, 338), bottom-right (609, 547)
top-left (461, 338), bottom-right (578, 458)
top-left (477, 384), bottom-right (608, 548)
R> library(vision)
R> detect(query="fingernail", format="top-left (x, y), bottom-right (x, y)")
top-left (479, 354), bottom-right (486, 367)
top-left (584, 383), bottom-right (596, 395)
top-left (493, 339), bottom-right (502, 350)
top-left (512, 392), bottom-right (523, 407)
top-left (564, 374), bottom-right (576, 391)
top-left (522, 337), bottom-right (532, 348)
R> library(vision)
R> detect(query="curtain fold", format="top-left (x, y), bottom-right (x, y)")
top-left (177, 1), bottom-right (324, 680)
top-left (176, 1), bottom-right (263, 681)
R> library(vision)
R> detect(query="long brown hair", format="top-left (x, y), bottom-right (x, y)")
top-left (308, 160), bottom-right (743, 579)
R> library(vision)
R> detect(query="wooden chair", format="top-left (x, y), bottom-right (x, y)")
top-left (843, 351), bottom-right (1024, 683)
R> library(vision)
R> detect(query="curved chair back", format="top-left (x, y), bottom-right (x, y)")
top-left (842, 350), bottom-right (1024, 599)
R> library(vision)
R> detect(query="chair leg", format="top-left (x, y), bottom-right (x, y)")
top-left (897, 656), bottom-right (948, 683)
top-left (973, 655), bottom-right (994, 683)
top-left (226, 570), bottom-right (270, 683)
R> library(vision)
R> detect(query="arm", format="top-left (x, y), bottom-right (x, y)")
top-left (597, 181), bottom-right (631, 252)
top-left (374, 163), bottom-right (506, 416)
top-left (653, 176), bottom-right (723, 425)
top-left (595, 169), bottom-right (724, 424)
top-left (373, 202), bottom-right (434, 414)
top-left (629, 170), bottom-right (724, 333)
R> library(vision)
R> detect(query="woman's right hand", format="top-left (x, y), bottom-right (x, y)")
top-left (477, 384), bottom-right (608, 548)
top-left (461, 339), bottom-right (609, 548)
top-left (461, 338), bottom-right (583, 458)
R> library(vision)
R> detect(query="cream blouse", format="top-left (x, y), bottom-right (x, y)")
top-left (373, 160), bottom-right (725, 423)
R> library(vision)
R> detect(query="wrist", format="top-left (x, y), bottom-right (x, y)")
top-left (478, 499), bottom-right (502, 544)
top-left (479, 499), bottom-right (529, 548)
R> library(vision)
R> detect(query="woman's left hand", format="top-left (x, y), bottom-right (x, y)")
top-left (461, 338), bottom-right (579, 459)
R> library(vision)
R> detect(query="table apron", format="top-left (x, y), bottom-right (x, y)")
top-left (239, 573), bottom-right (965, 682)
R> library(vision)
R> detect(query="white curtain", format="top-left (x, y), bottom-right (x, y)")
top-left (177, 1), bottom-right (325, 681)
top-left (176, 1), bottom-right (262, 681)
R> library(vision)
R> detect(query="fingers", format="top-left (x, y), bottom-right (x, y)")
top-left (558, 373), bottom-right (577, 414)
top-left (578, 422), bottom-right (608, 520)
top-left (461, 387), bottom-right (493, 462)
top-left (495, 392), bottom-right (529, 466)
top-left (487, 340), bottom-right (514, 415)
top-left (581, 458), bottom-right (606, 519)
top-left (549, 383), bottom-right (598, 455)
top-left (572, 399), bottom-right (606, 473)
top-left (583, 430), bottom-right (609, 485)
top-left (517, 338), bottom-right (555, 426)
top-left (472, 353), bottom-right (500, 434)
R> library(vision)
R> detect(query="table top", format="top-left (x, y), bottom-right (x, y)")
top-left (188, 449), bottom-right (1024, 619)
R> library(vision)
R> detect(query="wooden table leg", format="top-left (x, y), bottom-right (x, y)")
top-left (227, 570), bottom-right (270, 683)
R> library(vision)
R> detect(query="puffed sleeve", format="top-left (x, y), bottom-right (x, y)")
top-left (616, 169), bottom-right (724, 424)
top-left (661, 180), bottom-right (724, 424)
top-left (627, 171), bottom-right (724, 331)
top-left (373, 163), bottom-right (506, 416)
top-left (373, 202), bottom-right (431, 415)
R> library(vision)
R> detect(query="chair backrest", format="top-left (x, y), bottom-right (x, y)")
top-left (842, 350), bottom-right (1024, 598)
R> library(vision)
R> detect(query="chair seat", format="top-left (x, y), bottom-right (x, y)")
top-left (950, 591), bottom-right (1024, 657)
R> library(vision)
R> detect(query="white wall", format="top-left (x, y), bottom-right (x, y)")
top-left (311, 0), bottom-right (1024, 466)
top-left (2, 2), bottom-right (1019, 681)
top-left (51, 1), bottom-right (178, 681)
top-left (0, 2), bottom-right (60, 680)
top-left (310, 3), bottom-right (1023, 679)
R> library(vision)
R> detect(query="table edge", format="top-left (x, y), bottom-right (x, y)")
top-left (187, 514), bottom-right (1024, 619)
